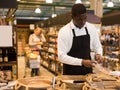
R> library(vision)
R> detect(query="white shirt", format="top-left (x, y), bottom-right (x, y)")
top-left (29, 33), bottom-right (46, 49)
top-left (58, 21), bottom-right (103, 66)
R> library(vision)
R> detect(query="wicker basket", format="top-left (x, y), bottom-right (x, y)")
top-left (15, 76), bottom-right (58, 90)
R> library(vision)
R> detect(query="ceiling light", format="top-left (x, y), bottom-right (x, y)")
top-left (46, 0), bottom-right (53, 3)
top-left (35, 8), bottom-right (41, 13)
top-left (85, 1), bottom-right (90, 4)
top-left (52, 14), bottom-right (57, 18)
top-left (107, 0), bottom-right (114, 7)
top-left (75, 0), bottom-right (82, 4)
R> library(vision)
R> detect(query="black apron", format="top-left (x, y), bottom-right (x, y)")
top-left (63, 27), bottom-right (92, 75)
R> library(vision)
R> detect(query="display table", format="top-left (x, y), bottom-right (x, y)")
top-left (15, 74), bottom-right (120, 90)
top-left (83, 73), bottom-right (120, 90)
top-left (56, 74), bottom-right (120, 90)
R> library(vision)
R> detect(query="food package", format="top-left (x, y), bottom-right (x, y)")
top-left (4, 70), bottom-right (12, 81)
top-left (93, 63), bottom-right (111, 74)
top-left (28, 53), bottom-right (38, 60)
top-left (32, 51), bottom-right (40, 55)
top-left (0, 70), bottom-right (12, 82)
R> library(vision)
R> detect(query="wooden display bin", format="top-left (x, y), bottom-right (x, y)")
top-left (15, 76), bottom-right (60, 90)
top-left (56, 75), bottom-right (87, 90)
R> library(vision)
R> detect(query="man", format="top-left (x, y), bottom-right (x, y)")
top-left (58, 4), bottom-right (103, 75)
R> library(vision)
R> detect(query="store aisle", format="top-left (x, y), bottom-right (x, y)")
top-left (18, 56), bottom-right (55, 79)
top-left (40, 66), bottom-right (55, 76)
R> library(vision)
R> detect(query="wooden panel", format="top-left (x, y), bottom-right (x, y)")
top-left (0, 0), bottom-right (17, 8)
top-left (102, 11), bottom-right (120, 25)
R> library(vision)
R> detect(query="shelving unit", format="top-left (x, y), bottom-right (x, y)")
top-left (101, 25), bottom-right (120, 70)
top-left (0, 25), bottom-right (18, 80)
top-left (16, 25), bottom-right (30, 56)
top-left (41, 26), bottom-right (63, 75)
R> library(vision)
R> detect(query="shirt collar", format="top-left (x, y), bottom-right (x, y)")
top-left (70, 20), bottom-right (87, 30)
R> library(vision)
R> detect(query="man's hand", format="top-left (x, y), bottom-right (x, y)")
top-left (95, 54), bottom-right (103, 63)
top-left (82, 60), bottom-right (96, 68)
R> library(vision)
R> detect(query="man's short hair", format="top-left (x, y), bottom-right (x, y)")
top-left (72, 3), bottom-right (86, 16)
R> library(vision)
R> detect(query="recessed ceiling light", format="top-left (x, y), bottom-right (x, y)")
top-left (35, 8), bottom-right (41, 13)
top-left (75, 0), bottom-right (82, 4)
top-left (52, 14), bottom-right (57, 18)
top-left (85, 1), bottom-right (90, 4)
top-left (46, 0), bottom-right (53, 3)
top-left (107, 0), bottom-right (114, 7)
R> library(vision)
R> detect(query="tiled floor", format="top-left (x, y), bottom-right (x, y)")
top-left (18, 56), bottom-right (55, 79)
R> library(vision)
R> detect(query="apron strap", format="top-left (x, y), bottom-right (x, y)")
top-left (85, 27), bottom-right (89, 35)
top-left (72, 29), bottom-right (76, 37)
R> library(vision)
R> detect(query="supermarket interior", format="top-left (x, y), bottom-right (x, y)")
top-left (0, 0), bottom-right (120, 90)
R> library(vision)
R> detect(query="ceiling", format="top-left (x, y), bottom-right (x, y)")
top-left (0, 0), bottom-right (120, 24)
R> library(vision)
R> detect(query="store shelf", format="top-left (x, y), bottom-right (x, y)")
top-left (0, 61), bottom-right (17, 66)
top-left (0, 25), bottom-right (18, 80)
top-left (101, 25), bottom-right (120, 70)
top-left (41, 26), bottom-right (63, 75)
